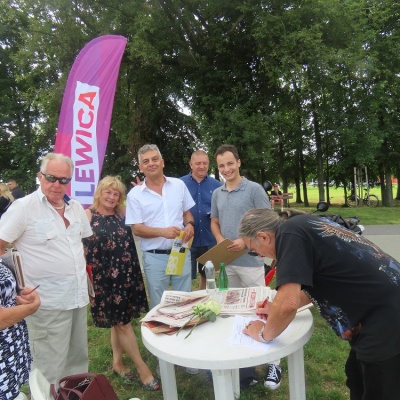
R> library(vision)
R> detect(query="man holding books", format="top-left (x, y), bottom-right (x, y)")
top-left (0, 153), bottom-right (92, 388)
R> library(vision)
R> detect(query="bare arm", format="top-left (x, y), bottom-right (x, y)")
top-left (182, 210), bottom-right (194, 243)
top-left (0, 239), bottom-right (9, 256)
top-left (211, 217), bottom-right (224, 244)
top-left (244, 282), bottom-right (303, 342)
top-left (0, 287), bottom-right (41, 330)
top-left (132, 223), bottom-right (180, 240)
top-left (84, 208), bottom-right (92, 222)
top-left (299, 290), bottom-right (312, 308)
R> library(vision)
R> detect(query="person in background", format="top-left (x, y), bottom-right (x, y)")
top-left (270, 183), bottom-right (284, 211)
top-left (0, 153), bottom-right (93, 388)
top-left (6, 179), bottom-right (25, 200)
top-left (83, 176), bottom-right (159, 391)
top-left (240, 208), bottom-right (400, 400)
top-left (180, 150), bottom-right (221, 290)
top-left (0, 183), bottom-right (14, 218)
top-left (0, 259), bottom-right (41, 400)
top-left (211, 144), bottom-right (282, 390)
top-left (126, 144), bottom-right (195, 310)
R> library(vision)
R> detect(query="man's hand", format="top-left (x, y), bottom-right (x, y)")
top-left (131, 176), bottom-right (144, 187)
top-left (242, 320), bottom-right (265, 342)
top-left (162, 226), bottom-right (181, 239)
top-left (182, 223), bottom-right (194, 243)
top-left (255, 299), bottom-right (271, 321)
top-left (227, 238), bottom-right (245, 252)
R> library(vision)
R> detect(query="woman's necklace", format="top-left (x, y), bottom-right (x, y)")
top-left (52, 203), bottom-right (65, 210)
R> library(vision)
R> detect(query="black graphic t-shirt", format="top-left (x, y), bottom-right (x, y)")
top-left (275, 214), bottom-right (400, 362)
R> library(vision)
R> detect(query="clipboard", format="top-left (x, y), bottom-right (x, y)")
top-left (196, 239), bottom-right (247, 271)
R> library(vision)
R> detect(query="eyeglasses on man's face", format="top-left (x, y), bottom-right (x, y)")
top-left (40, 172), bottom-right (72, 185)
top-left (247, 238), bottom-right (258, 257)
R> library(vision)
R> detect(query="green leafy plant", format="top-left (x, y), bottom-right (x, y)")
top-left (176, 299), bottom-right (221, 339)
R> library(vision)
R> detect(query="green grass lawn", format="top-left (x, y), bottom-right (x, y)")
top-left (289, 185), bottom-right (400, 225)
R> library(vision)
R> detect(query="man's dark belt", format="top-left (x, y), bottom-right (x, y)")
top-left (145, 249), bottom-right (172, 255)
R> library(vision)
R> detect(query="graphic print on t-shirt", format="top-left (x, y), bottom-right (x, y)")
top-left (301, 218), bottom-right (400, 341)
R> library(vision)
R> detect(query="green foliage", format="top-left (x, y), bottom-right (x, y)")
top-left (0, 0), bottom-right (399, 203)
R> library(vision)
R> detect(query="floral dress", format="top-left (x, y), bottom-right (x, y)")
top-left (0, 263), bottom-right (32, 400)
top-left (83, 210), bottom-right (149, 328)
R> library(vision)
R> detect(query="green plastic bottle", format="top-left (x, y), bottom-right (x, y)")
top-left (218, 263), bottom-right (229, 291)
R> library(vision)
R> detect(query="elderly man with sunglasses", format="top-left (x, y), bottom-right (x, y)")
top-left (0, 153), bottom-right (93, 389)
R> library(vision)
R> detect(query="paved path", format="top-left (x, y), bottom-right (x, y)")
top-left (363, 225), bottom-right (400, 261)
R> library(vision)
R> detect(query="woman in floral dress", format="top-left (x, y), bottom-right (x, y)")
top-left (83, 176), bottom-right (159, 391)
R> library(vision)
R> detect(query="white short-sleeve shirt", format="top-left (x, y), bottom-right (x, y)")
top-left (125, 177), bottom-right (195, 251)
top-left (0, 188), bottom-right (93, 310)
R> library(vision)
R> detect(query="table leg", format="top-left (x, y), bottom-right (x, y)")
top-left (287, 346), bottom-right (306, 400)
top-left (232, 369), bottom-right (240, 398)
top-left (159, 360), bottom-right (178, 400)
top-left (211, 369), bottom-right (239, 400)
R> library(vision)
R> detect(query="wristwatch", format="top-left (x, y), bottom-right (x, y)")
top-left (185, 221), bottom-right (195, 228)
top-left (258, 325), bottom-right (274, 343)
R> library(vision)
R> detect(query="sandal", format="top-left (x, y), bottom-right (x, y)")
top-left (135, 373), bottom-right (160, 391)
top-left (141, 378), bottom-right (160, 391)
top-left (113, 369), bottom-right (135, 384)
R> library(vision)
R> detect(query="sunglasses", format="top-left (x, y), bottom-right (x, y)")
top-left (41, 172), bottom-right (72, 185)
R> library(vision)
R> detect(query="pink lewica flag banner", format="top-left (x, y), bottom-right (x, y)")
top-left (55, 35), bottom-right (127, 208)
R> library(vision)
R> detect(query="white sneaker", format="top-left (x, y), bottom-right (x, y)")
top-left (264, 364), bottom-right (282, 390)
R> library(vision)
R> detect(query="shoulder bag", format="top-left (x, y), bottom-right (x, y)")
top-left (50, 373), bottom-right (119, 400)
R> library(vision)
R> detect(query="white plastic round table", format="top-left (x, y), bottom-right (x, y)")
top-left (141, 309), bottom-right (314, 400)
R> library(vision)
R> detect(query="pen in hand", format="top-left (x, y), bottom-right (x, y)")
top-left (26, 285), bottom-right (40, 294)
top-left (256, 297), bottom-right (269, 320)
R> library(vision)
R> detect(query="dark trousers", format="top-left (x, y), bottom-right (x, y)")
top-left (189, 246), bottom-right (212, 280)
top-left (345, 349), bottom-right (400, 400)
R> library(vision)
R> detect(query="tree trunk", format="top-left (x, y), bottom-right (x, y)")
top-left (312, 108), bottom-right (325, 202)
top-left (382, 170), bottom-right (393, 206)
top-left (396, 169), bottom-right (400, 200)
top-left (300, 151), bottom-right (309, 207)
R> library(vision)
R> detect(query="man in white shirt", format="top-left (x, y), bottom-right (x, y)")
top-left (0, 153), bottom-right (93, 387)
top-left (126, 144), bottom-right (195, 309)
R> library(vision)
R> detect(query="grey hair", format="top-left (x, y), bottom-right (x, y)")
top-left (138, 144), bottom-right (163, 163)
top-left (238, 208), bottom-right (308, 239)
top-left (40, 153), bottom-right (74, 176)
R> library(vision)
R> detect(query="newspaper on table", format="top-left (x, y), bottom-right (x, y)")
top-left (141, 287), bottom-right (275, 331)
top-left (210, 286), bottom-right (275, 315)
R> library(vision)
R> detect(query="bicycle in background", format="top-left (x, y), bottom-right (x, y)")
top-left (346, 189), bottom-right (379, 207)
